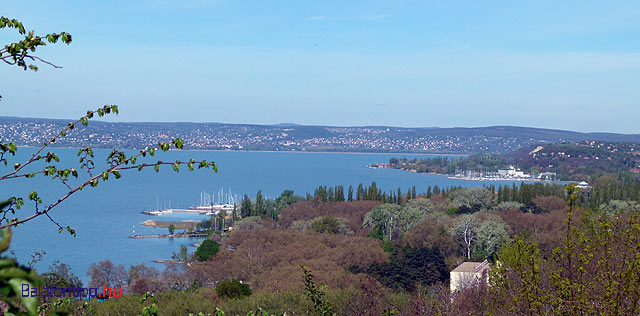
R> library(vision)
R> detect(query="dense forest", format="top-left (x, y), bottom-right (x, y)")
top-left (15, 179), bottom-right (640, 315)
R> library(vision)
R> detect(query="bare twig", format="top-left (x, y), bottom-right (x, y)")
top-left (24, 55), bottom-right (62, 68)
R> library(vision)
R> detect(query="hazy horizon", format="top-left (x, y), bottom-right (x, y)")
top-left (2, 1), bottom-right (640, 133)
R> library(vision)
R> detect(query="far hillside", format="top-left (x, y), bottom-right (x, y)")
top-left (385, 141), bottom-right (640, 181)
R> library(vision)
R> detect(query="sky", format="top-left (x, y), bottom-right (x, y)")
top-left (1, 1), bottom-right (640, 133)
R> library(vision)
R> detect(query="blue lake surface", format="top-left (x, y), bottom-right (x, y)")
top-left (1, 148), bottom-right (525, 284)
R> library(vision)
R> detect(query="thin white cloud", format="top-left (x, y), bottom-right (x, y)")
top-left (305, 14), bottom-right (389, 22)
top-left (305, 16), bottom-right (325, 21)
top-left (356, 14), bottom-right (389, 21)
top-left (152, 0), bottom-right (226, 10)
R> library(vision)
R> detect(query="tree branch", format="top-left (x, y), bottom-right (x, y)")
top-left (0, 105), bottom-right (115, 181)
top-left (25, 55), bottom-right (63, 69)
top-left (0, 158), bottom-right (215, 229)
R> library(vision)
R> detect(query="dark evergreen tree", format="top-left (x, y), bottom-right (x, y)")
top-left (255, 190), bottom-right (265, 216)
top-left (240, 194), bottom-right (252, 218)
top-left (350, 246), bottom-right (447, 291)
top-left (368, 182), bottom-right (379, 201)
top-left (357, 183), bottom-right (364, 201)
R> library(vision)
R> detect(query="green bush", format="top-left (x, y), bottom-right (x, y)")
top-left (194, 239), bottom-right (221, 261)
top-left (309, 216), bottom-right (353, 235)
top-left (216, 280), bottom-right (252, 299)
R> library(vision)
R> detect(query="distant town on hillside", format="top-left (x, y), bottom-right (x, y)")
top-left (2, 116), bottom-right (640, 154)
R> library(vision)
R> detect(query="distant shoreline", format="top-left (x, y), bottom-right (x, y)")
top-left (370, 166), bottom-right (564, 183)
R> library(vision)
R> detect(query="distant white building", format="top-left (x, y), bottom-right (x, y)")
top-left (538, 172), bottom-right (557, 180)
top-left (450, 260), bottom-right (490, 293)
top-left (497, 166), bottom-right (529, 179)
top-left (576, 181), bottom-right (592, 190)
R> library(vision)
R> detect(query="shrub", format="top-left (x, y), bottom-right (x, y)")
top-left (234, 216), bottom-right (264, 230)
top-left (310, 216), bottom-right (353, 236)
top-left (279, 200), bottom-right (381, 236)
top-left (494, 201), bottom-right (525, 212)
top-left (216, 280), bottom-right (253, 299)
top-left (194, 239), bottom-right (221, 262)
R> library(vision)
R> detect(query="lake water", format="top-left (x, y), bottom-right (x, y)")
top-left (2, 148), bottom-right (524, 284)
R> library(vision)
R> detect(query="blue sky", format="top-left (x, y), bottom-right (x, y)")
top-left (2, 1), bottom-right (640, 133)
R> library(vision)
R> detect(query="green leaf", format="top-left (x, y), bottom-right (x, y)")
top-left (113, 170), bottom-right (121, 179)
top-left (174, 138), bottom-right (184, 149)
top-left (9, 278), bottom-right (38, 315)
top-left (149, 304), bottom-right (158, 314)
top-left (80, 117), bottom-right (88, 126)
top-left (154, 164), bottom-right (159, 172)
top-left (0, 228), bottom-right (11, 252)
top-left (101, 172), bottom-right (108, 180)
top-left (0, 267), bottom-right (30, 280)
top-left (0, 259), bottom-right (15, 269)
top-left (61, 32), bottom-right (71, 44)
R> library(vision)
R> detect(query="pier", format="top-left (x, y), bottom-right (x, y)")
top-left (129, 233), bottom-right (208, 239)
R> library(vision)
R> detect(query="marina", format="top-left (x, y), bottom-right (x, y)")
top-left (141, 188), bottom-right (237, 216)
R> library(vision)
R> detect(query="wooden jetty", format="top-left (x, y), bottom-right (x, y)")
top-left (129, 233), bottom-right (208, 239)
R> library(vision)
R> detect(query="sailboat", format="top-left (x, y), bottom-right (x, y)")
top-left (189, 188), bottom-right (235, 214)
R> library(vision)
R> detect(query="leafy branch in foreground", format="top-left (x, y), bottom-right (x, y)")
top-left (0, 16), bottom-right (71, 72)
top-left (301, 265), bottom-right (336, 316)
top-left (0, 228), bottom-right (41, 316)
top-left (0, 105), bottom-right (217, 232)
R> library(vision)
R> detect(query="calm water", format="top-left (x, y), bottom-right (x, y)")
top-left (2, 148), bottom-right (522, 283)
